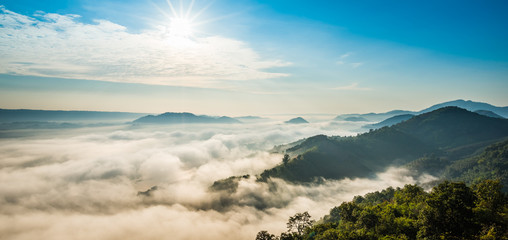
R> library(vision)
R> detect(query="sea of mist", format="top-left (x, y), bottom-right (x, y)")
top-left (0, 118), bottom-right (436, 240)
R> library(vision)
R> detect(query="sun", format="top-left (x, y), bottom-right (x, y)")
top-left (154, 0), bottom-right (219, 41)
top-left (169, 17), bottom-right (193, 38)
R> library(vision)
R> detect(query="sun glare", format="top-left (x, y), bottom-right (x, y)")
top-left (154, 0), bottom-right (220, 42)
top-left (169, 17), bottom-right (193, 38)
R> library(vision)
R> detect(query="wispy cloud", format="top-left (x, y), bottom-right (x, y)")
top-left (333, 82), bottom-right (371, 91)
top-left (0, 7), bottom-right (290, 88)
top-left (336, 52), bottom-right (363, 68)
top-left (350, 62), bottom-right (364, 68)
top-left (340, 52), bottom-right (352, 59)
top-left (249, 91), bottom-right (288, 95)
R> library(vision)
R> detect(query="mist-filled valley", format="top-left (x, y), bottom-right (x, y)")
top-left (1, 1), bottom-right (508, 238)
top-left (0, 115), bottom-right (445, 240)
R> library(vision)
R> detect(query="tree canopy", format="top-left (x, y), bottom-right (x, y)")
top-left (256, 180), bottom-right (508, 240)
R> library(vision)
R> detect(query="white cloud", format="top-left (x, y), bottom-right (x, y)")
top-left (0, 7), bottom-right (290, 88)
top-left (0, 121), bottom-right (436, 239)
top-left (333, 82), bottom-right (371, 91)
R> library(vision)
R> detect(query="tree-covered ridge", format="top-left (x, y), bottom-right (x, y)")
top-left (406, 139), bottom-right (508, 192)
top-left (393, 107), bottom-right (508, 149)
top-left (260, 107), bottom-right (508, 183)
top-left (444, 140), bottom-right (508, 191)
top-left (256, 180), bottom-right (508, 240)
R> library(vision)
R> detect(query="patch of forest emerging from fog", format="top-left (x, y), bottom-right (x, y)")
top-left (257, 179), bottom-right (507, 240)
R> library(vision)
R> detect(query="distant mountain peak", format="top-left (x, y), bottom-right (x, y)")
top-left (419, 99), bottom-right (508, 118)
top-left (285, 117), bottom-right (309, 124)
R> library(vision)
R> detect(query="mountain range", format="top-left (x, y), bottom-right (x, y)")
top-left (335, 99), bottom-right (508, 123)
top-left (260, 107), bottom-right (508, 183)
top-left (133, 112), bottom-right (241, 124)
top-left (334, 110), bottom-right (413, 122)
top-left (213, 106), bottom-right (508, 192)
top-left (420, 99), bottom-right (508, 116)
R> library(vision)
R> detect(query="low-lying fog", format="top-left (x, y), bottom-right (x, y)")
top-left (0, 118), bottom-right (435, 240)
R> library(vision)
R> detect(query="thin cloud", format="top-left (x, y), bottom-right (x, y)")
top-left (337, 53), bottom-right (364, 68)
top-left (333, 82), bottom-right (372, 91)
top-left (340, 52), bottom-right (353, 59)
top-left (350, 62), bottom-right (364, 68)
top-left (249, 91), bottom-right (288, 95)
top-left (0, 7), bottom-right (290, 88)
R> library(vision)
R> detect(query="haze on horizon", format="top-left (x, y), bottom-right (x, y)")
top-left (0, 0), bottom-right (507, 116)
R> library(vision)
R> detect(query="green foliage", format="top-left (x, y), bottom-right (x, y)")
top-left (354, 186), bottom-right (396, 206)
top-left (337, 202), bottom-right (360, 223)
top-left (394, 107), bottom-right (508, 149)
top-left (209, 175), bottom-right (249, 193)
top-left (257, 180), bottom-right (508, 240)
top-left (256, 212), bottom-right (315, 240)
top-left (259, 107), bottom-right (508, 184)
top-left (287, 211), bottom-right (315, 236)
top-left (418, 181), bottom-right (477, 239)
top-left (472, 180), bottom-right (508, 240)
top-left (283, 154), bottom-right (290, 165)
top-left (443, 140), bottom-right (508, 191)
top-left (259, 149), bottom-right (373, 182)
top-left (256, 231), bottom-right (277, 240)
top-left (259, 127), bottom-right (434, 182)
top-left (405, 154), bottom-right (449, 175)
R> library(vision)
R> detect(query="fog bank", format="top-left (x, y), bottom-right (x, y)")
top-left (0, 121), bottom-right (436, 239)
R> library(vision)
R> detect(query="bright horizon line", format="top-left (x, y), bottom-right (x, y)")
top-left (1, 98), bottom-right (505, 116)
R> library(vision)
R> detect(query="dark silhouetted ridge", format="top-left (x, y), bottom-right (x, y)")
top-left (133, 112), bottom-right (240, 124)
top-left (285, 117), bottom-right (309, 124)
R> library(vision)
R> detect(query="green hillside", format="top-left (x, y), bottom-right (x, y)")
top-left (259, 107), bottom-right (508, 183)
top-left (444, 140), bottom-right (508, 190)
top-left (394, 107), bottom-right (508, 149)
top-left (256, 180), bottom-right (508, 240)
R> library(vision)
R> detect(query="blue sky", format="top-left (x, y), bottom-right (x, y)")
top-left (0, 0), bottom-right (507, 115)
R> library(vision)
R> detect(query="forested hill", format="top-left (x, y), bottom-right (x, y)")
top-left (256, 180), bottom-right (508, 240)
top-left (259, 107), bottom-right (508, 183)
top-left (393, 106), bottom-right (508, 148)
